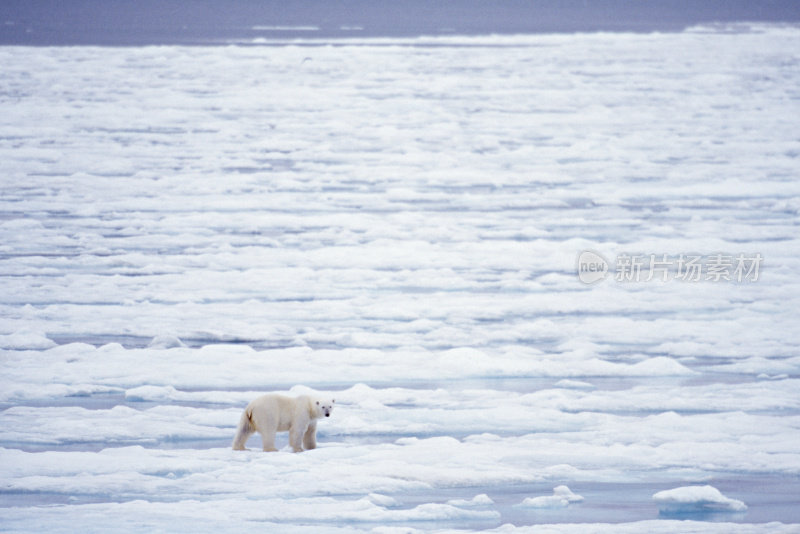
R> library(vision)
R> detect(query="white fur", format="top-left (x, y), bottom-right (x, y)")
top-left (232, 394), bottom-right (334, 452)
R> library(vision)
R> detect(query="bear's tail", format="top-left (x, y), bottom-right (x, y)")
top-left (232, 407), bottom-right (255, 450)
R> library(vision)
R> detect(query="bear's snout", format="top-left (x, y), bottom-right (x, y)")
top-left (325, 412), bottom-right (330, 417)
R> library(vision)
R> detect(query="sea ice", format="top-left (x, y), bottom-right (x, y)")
top-left (653, 485), bottom-right (748, 514)
top-left (1, 21), bottom-right (799, 534)
top-left (0, 330), bottom-right (56, 350)
top-left (516, 485), bottom-right (584, 508)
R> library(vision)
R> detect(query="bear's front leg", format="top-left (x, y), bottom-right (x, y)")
top-left (289, 424), bottom-right (306, 453)
top-left (303, 421), bottom-right (317, 450)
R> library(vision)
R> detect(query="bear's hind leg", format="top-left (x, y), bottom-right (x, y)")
top-left (259, 428), bottom-right (278, 452)
top-left (232, 409), bottom-right (255, 450)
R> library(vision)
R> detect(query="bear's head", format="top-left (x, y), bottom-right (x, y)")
top-left (315, 399), bottom-right (335, 418)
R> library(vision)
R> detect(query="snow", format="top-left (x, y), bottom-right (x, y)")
top-left (1, 21), bottom-right (800, 533)
top-left (516, 486), bottom-right (584, 509)
top-left (0, 330), bottom-right (57, 350)
top-left (653, 485), bottom-right (748, 514)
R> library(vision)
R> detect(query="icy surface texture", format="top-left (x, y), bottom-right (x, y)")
top-left (653, 485), bottom-right (747, 514)
top-left (1, 24), bottom-right (800, 533)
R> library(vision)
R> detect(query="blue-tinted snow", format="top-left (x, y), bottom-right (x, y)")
top-left (1, 22), bottom-right (800, 534)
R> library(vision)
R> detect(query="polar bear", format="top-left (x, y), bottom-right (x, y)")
top-left (232, 393), bottom-right (334, 452)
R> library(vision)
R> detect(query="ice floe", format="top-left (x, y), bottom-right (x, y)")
top-left (653, 485), bottom-right (748, 514)
top-left (516, 485), bottom-right (584, 508)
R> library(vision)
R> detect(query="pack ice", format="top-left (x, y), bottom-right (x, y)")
top-left (2, 23), bottom-right (800, 534)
